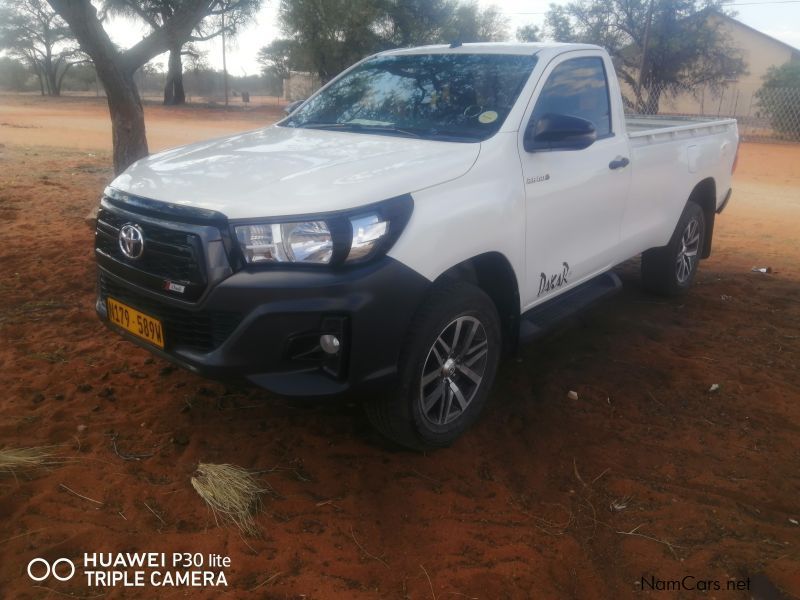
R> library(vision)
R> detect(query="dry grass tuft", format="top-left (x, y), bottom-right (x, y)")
top-left (0, 446), bottom-right (59, 474)
top-left (190, 463), bottom-right (267, 535)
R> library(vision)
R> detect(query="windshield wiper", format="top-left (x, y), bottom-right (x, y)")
top-left (299, 122), bottom-right (422, 139)
top-left (427, 129), bottom-right (483, 142)
top-left (296, 122), bottom-right (481, 142)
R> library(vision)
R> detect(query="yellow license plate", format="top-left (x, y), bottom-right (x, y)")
top-left (107, 297), bottom-right (165, 349)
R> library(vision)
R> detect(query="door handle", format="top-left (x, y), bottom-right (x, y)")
top-left (609, 156), bottom-right (630, 170)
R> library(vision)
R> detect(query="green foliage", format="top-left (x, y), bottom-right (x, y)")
top-left (0, 56), bottom-right (33, 91)
top-left (277, 0), bottom-right (385, 82)
top-left (271, 0), bottom-right (509, 82)
top-left (442, 2), bottom-right (508, 44)
top-left (60, 62), bottom-right (97, 91)
top-left (545, 5), bottom-right (574, 42)
top-left (543, 1), bottom-right (746, 113)
top-left (256, 38), bottom-right (309, 80)
top-left (756, 62), bottom-right (800, 138)
top-left (759, 61), bottom-right (800, 89)
top-left (382, 0), bottom-right (455, 46)
top-left (102, 0), bottom-right (263, 41)
top-left (0, 0), bottom-right (81, 95)
top-left (103, 0), bottom-right (263, 104)
top-left (516, 24), bottom-right (541, 43)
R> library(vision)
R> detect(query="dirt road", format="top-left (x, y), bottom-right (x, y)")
top-left (0, 94), bottom-right (281, 152)
top-left (0, 96), bottom-right (798, 599)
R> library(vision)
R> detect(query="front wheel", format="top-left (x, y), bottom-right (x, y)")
top-left (364, 280), bottom-right (501, 450)
top-left (641, 202), bottom-right (706, 296)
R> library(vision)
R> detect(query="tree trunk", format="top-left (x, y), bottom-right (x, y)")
top-left (47, 0), bottom-right (150, 174)
top-left (641, 85), bottom-right (662, 115)
top-left (90, 52), bottom-right (150, 173)
top-left (48, 70), bottom-right (60, 96)
top-left (55, 62), bottom-right (73, 96)
top-left (106, 70), bottom-right (149, 174)
top-left (47, 0), bottom-right (211, 173)
top-left (36, 69), bottom-right (45, 96)
top-left (43, 54), bottom-right (59, 96)
top-left (163, 46), bottom-right (186, 105)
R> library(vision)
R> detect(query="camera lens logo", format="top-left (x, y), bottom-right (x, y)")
top-left (27, 558), bottom-right (76, 582)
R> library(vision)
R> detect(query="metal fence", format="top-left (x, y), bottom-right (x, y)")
top-left (621, 83), bottom-right (800, 143)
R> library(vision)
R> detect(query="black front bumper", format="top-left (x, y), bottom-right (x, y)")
top-left (96, 257), bottom-right (430, 396)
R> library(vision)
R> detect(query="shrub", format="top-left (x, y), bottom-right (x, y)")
top-left (756, 62), bottom-right (800, 140)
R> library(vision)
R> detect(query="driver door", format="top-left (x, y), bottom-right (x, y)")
top-left (519, 52), bottom-right (631, 309)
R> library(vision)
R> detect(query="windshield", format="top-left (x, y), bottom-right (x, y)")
top-left (281, 53), bottom-right (538, 142)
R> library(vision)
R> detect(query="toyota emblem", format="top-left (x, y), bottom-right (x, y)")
top-left (118, 224), bottom-right (145, 259)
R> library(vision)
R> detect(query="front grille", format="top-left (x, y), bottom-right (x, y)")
top-left (95, 208), bottom-right (206, 287)
top-left (99, 274), bottom-right (242, 353)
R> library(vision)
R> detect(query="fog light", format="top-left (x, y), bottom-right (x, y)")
top-left (320, 334), bottom-right (340, 354)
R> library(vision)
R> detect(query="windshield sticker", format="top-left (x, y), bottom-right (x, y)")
top-left (478, 111), bottom-right (498, 124)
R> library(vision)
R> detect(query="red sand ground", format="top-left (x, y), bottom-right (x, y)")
top-left (0, 95), bottom-right (798, 599)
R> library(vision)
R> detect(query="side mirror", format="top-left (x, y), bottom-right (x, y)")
top-left (284, 99), bottom-right (305, 115)
top-left (524, 113), bottom-right (597, 152)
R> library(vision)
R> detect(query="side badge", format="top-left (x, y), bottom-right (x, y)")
top-left (538, 262), bottom-right (570, 297)
top-left (526, 174), bottom-right (550, 184)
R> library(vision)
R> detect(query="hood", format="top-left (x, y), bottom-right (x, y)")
top-left (110, 125), bottom-right (481, 220)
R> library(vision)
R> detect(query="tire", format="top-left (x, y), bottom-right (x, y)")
top-left (364, 280), bottom-right (502, 451)
top-left (641, 201), bottom-right (706, 296)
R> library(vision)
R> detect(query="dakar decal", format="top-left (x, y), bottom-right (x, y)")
top-left (538, 262), bottom-right (570, 297)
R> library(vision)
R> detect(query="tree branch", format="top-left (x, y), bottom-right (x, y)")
top-left (47, 0), bottom-right (122, 66)
top-left (118, 0), bottom-right (162, 30)
top-left (121, 1), bottom-right (215, 71)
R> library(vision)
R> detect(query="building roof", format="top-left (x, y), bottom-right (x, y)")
top-left (711, 11), bottom-right (800, 58)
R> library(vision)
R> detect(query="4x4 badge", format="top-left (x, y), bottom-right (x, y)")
top-left (526, 174), bottom-right (550, 184)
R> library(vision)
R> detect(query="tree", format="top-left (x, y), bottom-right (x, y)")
top-left (756, 62), bottom-right (800, 140)
top-left (0, 0), bottom-right (84, 96)
top-left (544, 1), bottom-right (746, 113)
top-left (278, 0), bottom-right (385, 82)
top-left (381, 0), bottom-right (455, 47)
top-left (0, 56), bottom-right (32, 91)
top-left (61, 61), bottom-right (98, 91)
top-left (104, 0), bottom-right (262, 105)
top-left (256, 38), bottom-right (308, 80)
top-left (442, 2), bottom-right (508, 43)
top-left (273, 0), bottom-right (510, 83)
top-left (516, 24), bottom-right (541, 42)
top-left (545, 5), bottom-right (574, 42)
top-left (47, 0), bottom-right (240, 174)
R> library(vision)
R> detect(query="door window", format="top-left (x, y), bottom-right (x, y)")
top-left (529, 57), bottom-right (612, 138)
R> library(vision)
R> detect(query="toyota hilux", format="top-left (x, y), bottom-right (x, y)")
top-left (95, 43), bottom-right (738, 449)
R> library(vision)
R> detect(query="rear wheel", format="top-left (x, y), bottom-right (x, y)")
top-left (641, 202), bottom-right (706, 296)
top-left (364, 280), bottom-right (501, 450)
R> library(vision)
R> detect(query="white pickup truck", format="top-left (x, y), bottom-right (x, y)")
top-left (96, 43), bottom-right (738, 449)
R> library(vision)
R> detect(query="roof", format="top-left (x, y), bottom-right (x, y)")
top-left (710, 11), bottom-right (800, 57)
top-left (379, 42), bottom-right (604, 57)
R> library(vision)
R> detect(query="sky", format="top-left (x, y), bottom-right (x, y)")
top-left (104, 0), bottom-right (800, 76)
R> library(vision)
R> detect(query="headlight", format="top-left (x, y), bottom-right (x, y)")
top-left (235, 221), bottom-right (333, 264)
top-left (233, 194), bottom-right (413, 267)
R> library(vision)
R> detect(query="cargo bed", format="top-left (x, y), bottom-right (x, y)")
top-left (625, 115), bottom-right (736, 137)
top-left (625, 114), bottom-right (738, 145)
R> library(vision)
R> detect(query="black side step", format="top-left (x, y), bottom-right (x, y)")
top-left (519, 271), bottom-right (622, 343)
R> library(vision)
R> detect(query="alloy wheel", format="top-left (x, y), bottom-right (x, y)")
top-left (676, 217), bottom-right (701, 284)
top-left (419, 316), bottom-right (489, 426)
